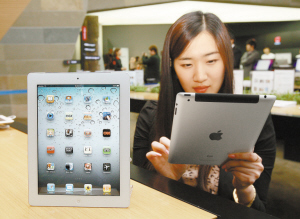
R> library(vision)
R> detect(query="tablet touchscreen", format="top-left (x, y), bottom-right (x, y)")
top-left (37, 84), bottom-right (120, 196)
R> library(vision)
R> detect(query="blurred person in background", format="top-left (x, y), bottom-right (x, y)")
top-left (230, 33), bottom-right (242, 69)
top-left (261, 47), bottom-right (275, 60)
top-left (129, 57), bottom-right (137, 70)
top-left (142, 45), bottom-right (161, 83)
top-left (112, 48), bottom-right (126, 71)
top-left (103, 48), bottom-right (113, 69)
top-left (295, 49), bottom-right (300, 59)
top-left (241, 39), bottom-right (259, 79)
top-left (135, 56), bottom-right (144, 70)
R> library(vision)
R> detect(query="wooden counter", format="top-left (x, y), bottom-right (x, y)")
top-left (130, 91), bottom-right (158, 100)
top-left (271, 105), bottom-right (300, 117)
top-left (0, 127), bottom-right (215, 219)
top-left (2, 123), bottom-right (278, 219)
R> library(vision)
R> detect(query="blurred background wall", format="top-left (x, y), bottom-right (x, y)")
top-left (0, 0), bottom-right (87, 118)
top-left (1, 0), bottom-right (300, 119)
top-left (102, 21), bottom-right (300, 61)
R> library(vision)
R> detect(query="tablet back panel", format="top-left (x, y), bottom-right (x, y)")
top-left (169, 93), bottom-right (275, 166)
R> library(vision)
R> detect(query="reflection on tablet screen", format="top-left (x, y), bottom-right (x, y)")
top-left (37, 84), bottom-right (120, 196)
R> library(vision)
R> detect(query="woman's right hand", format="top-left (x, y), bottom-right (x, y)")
top-left (146, 137), bottom-right (188, 180)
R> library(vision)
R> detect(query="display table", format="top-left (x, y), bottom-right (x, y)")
top-left (130, 91), bottom-right (159, 100)
top-left (0, 127), bottom-right (215, 219)
top-left (1, 125), bottom-right (278, 219)
top-left (271, 105), bottom-right (300, 117)
top-left (294, 85), bottom-right (300, 91)
top-left (130, 91), bottom-right (158, 113)
top-left (271, 106), bottom-right (300, 162)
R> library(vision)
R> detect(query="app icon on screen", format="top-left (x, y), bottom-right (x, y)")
top-left (84, 184), bottom-right (92, 192)
top-left (47, 183), bottom-right (55, 192)
top-left (84, 146), bottom-right (92, 154)
top-left (65, 163), bottom-right (74, 171)
top-left (66, 184), bottom-right (73, 192)
top-left (47, 129), bottom-right (55, 137)
top-left (103, 146), bottom-right (111, 155)
top-left (103, 129), bottom-right (111, 137)
top-left (65, 96), bottom-right (73, 104)
top-left (84, 129), bottom-right (92, 137)
top-left (65, 112), bottom-right (73, 120)
top-left (47, 112), bottom-right (54, 120)
top-left (103, 184), bottom-right (111, 193)
top-left (103, 96), bottom-right (111, 104)
top-left (84, 95), bottom-right (92, 103)
top-left (47, 146), bottom-right (55, 154)
top-left (103, 112), bottom-right (111, 120)
top-left (65, 129), bottom-right (73, 137)
top-left (83, 112), bottom-right (92, 120)
top-left (47, 163), bottom-right (55, 171)
top-left (103, 163), bottom-right (111, 172)
top-left (84, 163), bottom-right (92, 171)
top-left (46, 95), bottom-right (54, 103)
top-left (65, 146), bottom-right (73, 154)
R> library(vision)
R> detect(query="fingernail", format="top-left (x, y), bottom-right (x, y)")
top-left (154, 152), bottom-right (162, 157)
top-left (228, 154), bottom-right (235, 158)
top-left (165, 150), bottom-right (169, 155)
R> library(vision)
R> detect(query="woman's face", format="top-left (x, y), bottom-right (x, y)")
top-left (174, 31), bottom-right (225, 93)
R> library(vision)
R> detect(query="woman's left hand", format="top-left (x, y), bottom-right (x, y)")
top-left (221, 152), bottom-right (264, 189)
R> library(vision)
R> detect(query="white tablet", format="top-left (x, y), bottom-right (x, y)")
top-left (27, 72), bottom-right (130, 207)
top-left (168, 93), bottom-right (276, 166)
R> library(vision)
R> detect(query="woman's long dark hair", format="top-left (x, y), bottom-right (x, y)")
top-left (155, 11), bottom-right (234, 191)
top-left (156, 11), bottom-right (233, 140)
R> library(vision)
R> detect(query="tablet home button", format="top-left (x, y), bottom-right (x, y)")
top-left (77, 199), bottom-right (80, 203)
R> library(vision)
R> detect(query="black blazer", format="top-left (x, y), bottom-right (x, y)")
top-left (111, 56), bottom-right (123, 71)
top-left (142, 54), bottom-right (160, 83)
top-left (233, 45), bottom-right (242, 69)
top-left (133, 100), bottom-right (276, 212)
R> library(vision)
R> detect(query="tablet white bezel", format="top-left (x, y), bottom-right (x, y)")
top-left (28, 72), bottom-right (130, 207)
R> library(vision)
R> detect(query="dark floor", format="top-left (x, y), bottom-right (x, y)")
top-left (266, 139), bottom-right (300, 219)
top-left (15, 115), bottom-right (300, 219)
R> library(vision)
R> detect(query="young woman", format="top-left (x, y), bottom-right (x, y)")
top-left (111, 48), bottom-right (126, 71)
top-left (133, 11), bottom-right (276, 212)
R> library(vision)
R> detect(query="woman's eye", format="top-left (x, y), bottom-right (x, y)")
top-left (181, 64), bottom-right (192, 67)
top-left (207, 59), bottom-right (217, 64)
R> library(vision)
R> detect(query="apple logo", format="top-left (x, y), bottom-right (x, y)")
top-left (209, 130), bottom-right (223, 141)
